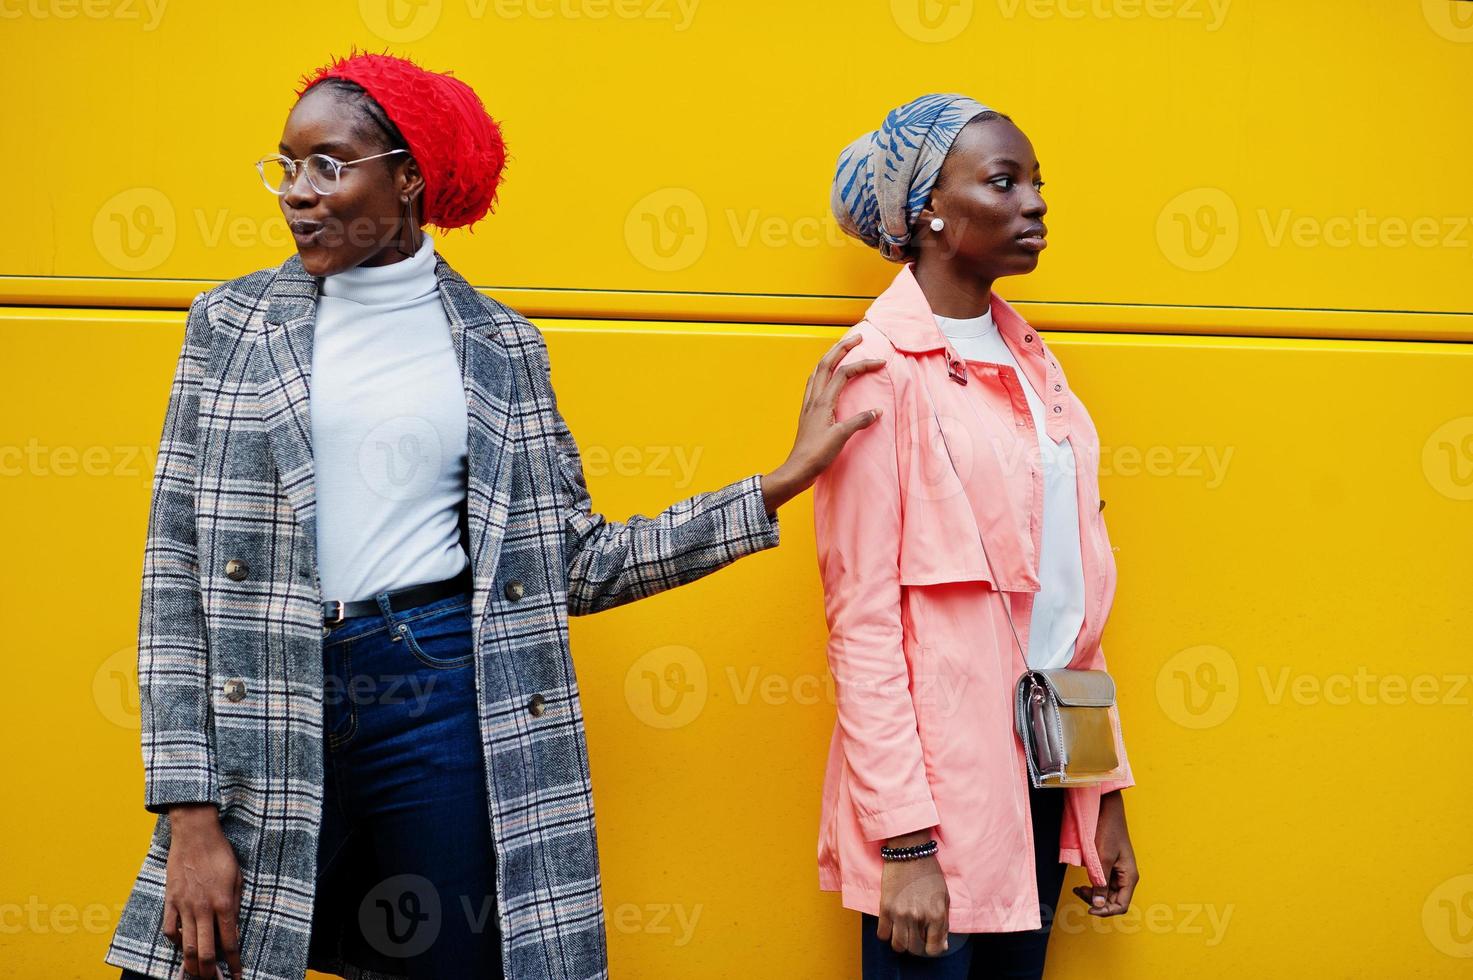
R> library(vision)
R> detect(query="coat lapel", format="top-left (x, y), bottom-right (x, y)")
top-left (253, 253), bottom-right (320, 539)
top-left (430, 254), bottom-right (518, 629)
top-left (250, 251), bottom-right (517, 611)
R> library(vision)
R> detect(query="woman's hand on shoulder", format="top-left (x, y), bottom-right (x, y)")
top-left (760, 333), bottom-right (886, 514)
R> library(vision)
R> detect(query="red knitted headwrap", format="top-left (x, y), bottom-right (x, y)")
top-left (295, 49), bottom-right (506, 232)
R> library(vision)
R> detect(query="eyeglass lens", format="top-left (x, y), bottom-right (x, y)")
top-left (260, 154), bottom-right (340, 195)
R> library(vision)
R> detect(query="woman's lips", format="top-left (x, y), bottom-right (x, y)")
top-left (290, 221), bottom-right (323, 247)
top-left (1016, 235), bottom-right (1047, 252)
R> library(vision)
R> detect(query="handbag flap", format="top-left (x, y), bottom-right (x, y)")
top-left (1030, 668), bottom-right (1116, 707)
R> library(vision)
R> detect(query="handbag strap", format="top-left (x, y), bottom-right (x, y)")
top-left (913, 352), bottom-right (1031, 668)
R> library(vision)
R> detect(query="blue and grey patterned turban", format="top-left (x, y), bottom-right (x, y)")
top-left (831, 93), bottom-right (995, 262)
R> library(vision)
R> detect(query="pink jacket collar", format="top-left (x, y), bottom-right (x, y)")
top-left (864, 263), bottom-right (1037, 358)
top-left (862, 262), bottom-right (1070, 445)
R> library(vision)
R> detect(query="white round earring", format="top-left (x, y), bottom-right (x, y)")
top-left (930, 217), bottom-right (945, 232)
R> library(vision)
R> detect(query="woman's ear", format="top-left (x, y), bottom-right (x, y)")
top-left (913, 200), bottom-right (941, 254)
top-left (397, 156), bottom-right (426, 203)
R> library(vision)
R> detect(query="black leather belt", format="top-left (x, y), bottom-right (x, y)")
top-left (322, 567), bottom-right (472, 626)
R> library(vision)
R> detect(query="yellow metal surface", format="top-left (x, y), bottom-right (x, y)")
top-left (8, 275), bottom-right (1473, 342)
top-left (4, 306), bottom-right (1472, 977)
top-left (4, 0), bottom-right (1472, 321)
top-left (7, 0), bottom-right (1472, 975)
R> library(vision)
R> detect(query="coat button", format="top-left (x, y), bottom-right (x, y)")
top-left (1053, 405), bottom-right (1062, 413)
top-left (223, 679), bottom-right (247, 702)
top-left (225, 558), bottom-right (249, 581)
top-left (1023, 334), bottom-right (1033, 343)
top-left (503, 580), bottom-right (525, 601)
top-left (527, 693), bottom-right (546, 717)
top-left (1053, 383), bottom-right (1062, 392)
top-left (1099, 499), bottom-right (1107, 512)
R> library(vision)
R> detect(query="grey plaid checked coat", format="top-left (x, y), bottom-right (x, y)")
top-left (104, 251), bottom-right (782, 980)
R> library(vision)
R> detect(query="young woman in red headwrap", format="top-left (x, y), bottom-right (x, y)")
top-left (106, 51), bottom-right (885, 980)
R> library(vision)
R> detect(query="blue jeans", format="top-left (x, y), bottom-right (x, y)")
top-left (121, 589), bottom-right (502, 980)
top-left (306, 587), bottom-right (502, 979)
top-left (860, 783), bottom-right (1068, 980)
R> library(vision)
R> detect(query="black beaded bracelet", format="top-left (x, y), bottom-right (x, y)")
top-left (880, 839), bottom-right (938, 862)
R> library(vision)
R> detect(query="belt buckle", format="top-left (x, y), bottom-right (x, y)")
top-left (326, 600), bottom-right (346, 625)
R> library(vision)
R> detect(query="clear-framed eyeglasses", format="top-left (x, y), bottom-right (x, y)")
top-left (254, 148), bottom-right (408, 196)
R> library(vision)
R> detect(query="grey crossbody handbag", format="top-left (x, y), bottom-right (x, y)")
top-left (916, 353), bottom-right (1123, 789)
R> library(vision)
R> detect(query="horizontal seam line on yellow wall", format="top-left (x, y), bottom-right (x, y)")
top-left (8, 310), bottom-right (1473, 350)
top-left (4, 275), bottom-right (1473, 316)
top-left (566, 324), bottom-right (1473, 347)
top-left (3, 277), bottom-right (1472, 343)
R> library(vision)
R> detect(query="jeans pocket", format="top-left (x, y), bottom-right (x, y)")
top-left (398, 597), bottom-right (475, 670)
top-left (323, 643), bottom-right (359, 748)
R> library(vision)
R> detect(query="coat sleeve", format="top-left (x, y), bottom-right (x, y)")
top-left (528, 333), bottom-right (782, 617)
top-left (1078, 499), bottom-right (1134, 794)
top-left (1066, 395), bottom-right (1135, 795)
top-left (812, 333), bottom-right (940, 842)
top-left (1087, 639), bottom-right (1136, 795)
top-left (138, 291), bottom-right (221, 815)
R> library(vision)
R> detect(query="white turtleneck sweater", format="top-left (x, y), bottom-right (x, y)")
top-left (934, 307), bottom-right (1084, 671)
top-left (310, 232), bottom-right (470, 602)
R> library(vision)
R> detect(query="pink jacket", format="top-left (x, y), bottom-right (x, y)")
top-left (813, 264), bottom-right (1135, 932)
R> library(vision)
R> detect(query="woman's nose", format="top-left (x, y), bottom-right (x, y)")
top-left (282, 168), bottom-right (319, 208)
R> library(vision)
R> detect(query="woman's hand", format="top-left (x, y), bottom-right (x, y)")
top-left (761, 333), bottom-right (886, 515)
top-left (876, 831), bottom-right (951, 957)
top-left (1071, 790), bottom-right (1139, 916)
top-left (162, 804), bottom-right (245, 980)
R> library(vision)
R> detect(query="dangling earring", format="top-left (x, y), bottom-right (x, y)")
top-left (930, 217), bottom-right (945, 232)
top-left (397, 195), bottom-right (422, 257)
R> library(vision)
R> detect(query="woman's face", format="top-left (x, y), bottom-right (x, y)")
top-left (916, 117), bottom-right (1048, 280)
top-left (275, 86), bottom-right (423, 277)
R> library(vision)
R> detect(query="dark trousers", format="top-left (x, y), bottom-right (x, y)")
top-left (124, 586), bottom-right (502, 980)
top-left (860, 783), bottom-right (1068, 980)
top-left (308, 587), bottom-right (502, 979)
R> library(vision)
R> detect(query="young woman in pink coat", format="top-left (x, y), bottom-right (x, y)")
top-left (816, 94), bottom-right (1142, 978)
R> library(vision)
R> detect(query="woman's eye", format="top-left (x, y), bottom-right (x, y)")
top-left (989, 176), bottom-right (1015, 190)
top-left (1034, 180), bottom-right (1046, 191)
